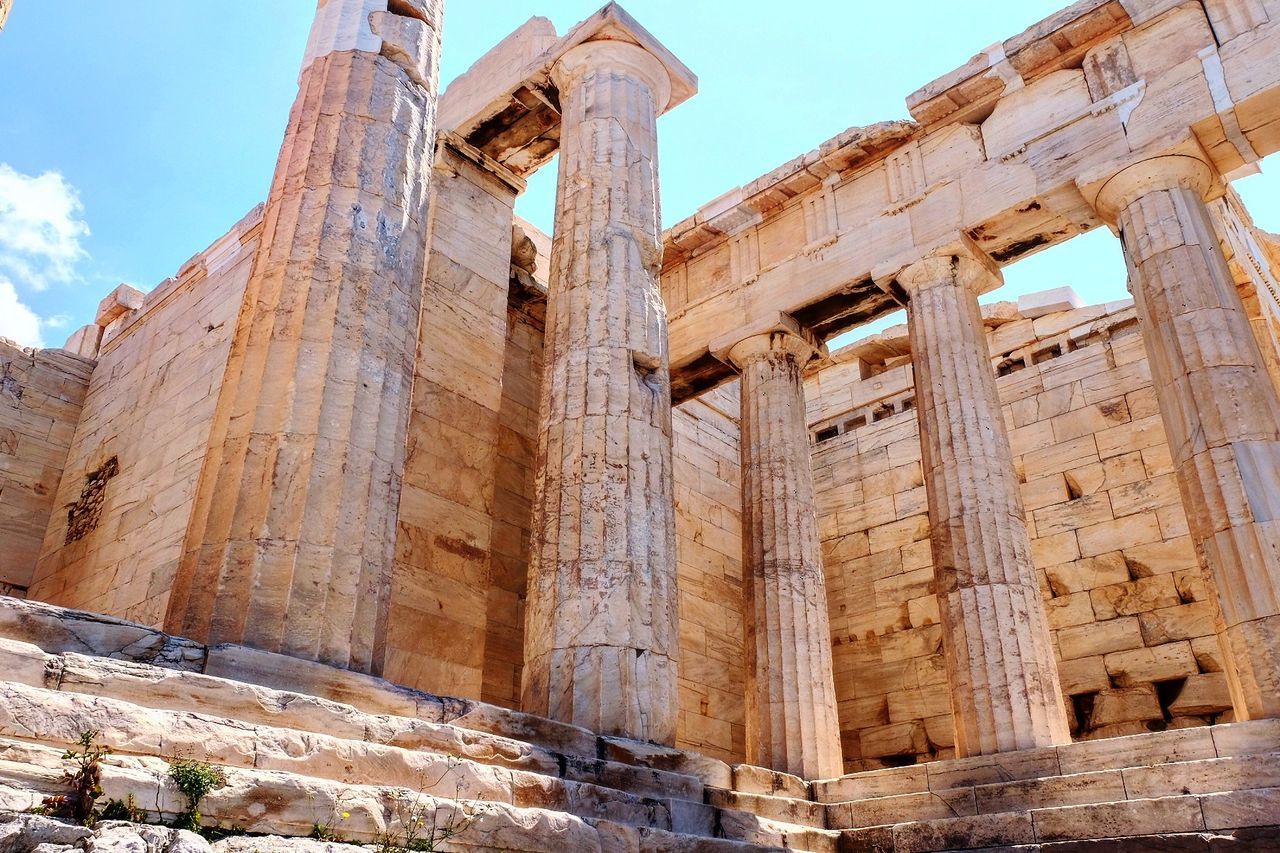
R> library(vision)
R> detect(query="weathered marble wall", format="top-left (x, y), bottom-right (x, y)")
top-left (673, 382), bottom-right (746, 764)
top-left (0, 342), bottom-right (92, 594)
top-left (807, 297), bottom-right (1229, 773)
top-left (28, 208), bottom-right (262, 625)
top-left (479, 299), bottom-right (543, 709)
top-left (383, 145), bottom-right (517, 697)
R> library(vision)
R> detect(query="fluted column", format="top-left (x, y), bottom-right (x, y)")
top-left (729, 328), bottom-right (843, 780)
top-left (1097, 155), bottom-right (1280, 719)
top-left (165, 0), bottom-right (441, 673)
top-left (901, 247), bottom-right (1071, 757)
top-left (520, 40), bottom-right (679, 743)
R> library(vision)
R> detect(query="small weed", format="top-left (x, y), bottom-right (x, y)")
top-left (167, 757), bottom-right (226, 834)
top-left (35, 730), bottom-right (111, 825)
top-left (100, 793), bottom-right (146, 823)
top-left (309, 790), bottom-right (353, 843)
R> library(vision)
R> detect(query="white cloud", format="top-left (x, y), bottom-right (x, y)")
top-left (0, 164), bottom-right (90, 291)
top-left (0, 278), bottom-right (45, 348)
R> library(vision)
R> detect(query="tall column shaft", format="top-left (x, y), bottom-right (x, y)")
top-left (1101, 156), bottom-right (1280, 718)
top-left (520, 41), bottom-right (679, 743)
top-left (730, 330), bottom-right (843, 780)
top-left (165, 0), bottom-right (442, 673)
top-left (903, 251), bottom-right (1071, 758)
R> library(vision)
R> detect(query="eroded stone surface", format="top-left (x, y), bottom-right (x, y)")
top-left (164, 0), bottom-right (443, 674)
top-left (900, 249), bottom-right (1071, 758)
top-left (728, 329), bottom-right (842, 780)
top-left (520, 38), bottom-right (680, 744)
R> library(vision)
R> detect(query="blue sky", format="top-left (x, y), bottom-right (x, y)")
top-left (0, 0), bottom-right (1276, 349)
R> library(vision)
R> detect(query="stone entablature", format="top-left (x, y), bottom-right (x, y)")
top-left (659, 0), bottom-right (1280, 401)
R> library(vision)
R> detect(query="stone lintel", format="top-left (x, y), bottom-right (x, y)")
top-left (873, 233), bottom-right (1003, 299)
top-left (442, 3), bottom-right (696, 165)
top-left (906, 0), bottom-right (1132, 128)
top-left (708, 312), bottom-right (826, 369)
top-left (435, 131), bottom-right (527, 195)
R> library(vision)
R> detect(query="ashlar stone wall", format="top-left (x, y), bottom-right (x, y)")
top-left (673, 382), bottom-right (746, 764)
top-left (27, 208), bottom-right (263, 625)
top-left (0, 342), bottom-right (92, 595)
top-left (807, 296), bottom-right (1237, 773)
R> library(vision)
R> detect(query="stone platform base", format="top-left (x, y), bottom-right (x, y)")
top-left (0, 597), bottom-right (1276, 852)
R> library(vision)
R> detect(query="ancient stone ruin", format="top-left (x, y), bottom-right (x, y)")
top-left (2, 0), bottom-right (1280, 849)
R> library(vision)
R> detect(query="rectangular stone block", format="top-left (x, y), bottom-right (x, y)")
top-left (1210, 719), bottom-right (1280, 758)
top-left (1089, 686), bottom-right (1163, 727)
top-left (1031, 795), bottom-right (1206, 842)
top-left (811, 764), bottom-right (928, 803)
top-left (1058, 617), bottom-right (1144, 660)
top-left (1058, 656), bottom-right (1110, 695)
top-left (830, 787), bottom-right (977, 829)
top-left (926, 747), bottom-right (1061, 791)
top-left (1200, 787), bottom-right (1280, 831)
top-left (1058, 727), bottom-right (1217, 775)
top-left (1019, 287), bottom-right (1085, 319)
top-left (975, 769), bottom-right (1126, 813)
top-left (894, 811), bottom-right (1036, 853)
top-left (1103, 642), bottom-right (1198, 686)
top-left (1123, 754), bottom-right (1280, 799)
top-left (1168, 673), bottom-right (1233, 716)
top-left (1139, 601), bottom-right (1219, 645)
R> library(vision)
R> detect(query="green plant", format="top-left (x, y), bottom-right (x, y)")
top-left (100, 793), bottom-right (146, 823)
top-left (167, 757), bottom-right (226, 833)
top-left (37, 730), bottom-right (111, 825)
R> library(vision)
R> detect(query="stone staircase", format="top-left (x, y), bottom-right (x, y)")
top-left (0, 597), bottom-right (1276, 851)
top-left (0, 598), bottom-right (836, 851)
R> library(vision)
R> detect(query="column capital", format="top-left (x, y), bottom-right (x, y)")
top-left (709, 312), bottom-right (825, 372)
top-left (1091, 154), bottom-right (1218, 224)
top-left (882, 234), bottom-right (1002, 298)
top-left (552, 40), bottom-right (674, 112)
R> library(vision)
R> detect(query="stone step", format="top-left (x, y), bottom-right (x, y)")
top-left (825, 751), bottom-right (1280, 829)
top-left (840, 823), bottom-right (1280, 853)
top-left (814, 719), bottom-right (1280, 804)
top-left (0, 682), bottom-right (677, 833)
top-left (0, 738), bottom-right (797, 852)
top-left (706, 788), bottom-right (826, 828)
top-left (835, 790), bottom-right (1280, 851)
top-left (0, 681), bottom-right (840, 852)
top-left (0, 635), bottom-right (708, 808)
top-left (0, 597), bottom-right (732, 788)
top-left (715, 807), bottom-right (838, 853)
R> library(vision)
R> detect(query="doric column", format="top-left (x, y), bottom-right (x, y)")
top-left (899, 244), bottom-right (1071, 757)
top-left (724, 322), bottom-right (843, 780)
top-left (520, 39), bottom-right (680, 743)
top-left (165, 0), bottom-right (441, 674)
top-left (1096, 155), bottom-right (1280, 719)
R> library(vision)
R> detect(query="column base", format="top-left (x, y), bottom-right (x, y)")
top-left (523, 645), bottom-right (679, 744)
